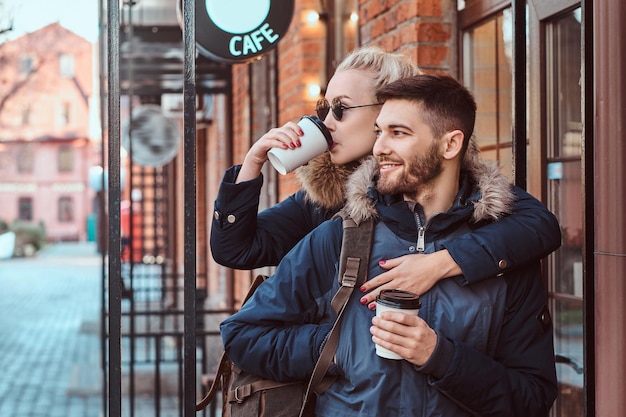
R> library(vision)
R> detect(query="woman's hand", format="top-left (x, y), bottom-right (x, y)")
top-left (359, 250), bottom-right (461, 310)
top-left (236, 121), bottom-right (303, 183)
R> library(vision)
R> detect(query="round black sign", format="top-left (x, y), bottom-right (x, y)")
top-left (183, 0), bottom-right (295, 63)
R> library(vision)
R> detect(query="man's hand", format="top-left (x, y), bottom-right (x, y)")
top-left (370, 311), bottom-right (437, 366)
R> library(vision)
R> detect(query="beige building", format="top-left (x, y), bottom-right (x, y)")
top-left (0, 23), bottom-right (98, 242)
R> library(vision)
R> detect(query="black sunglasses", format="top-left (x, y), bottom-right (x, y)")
top-left (315, 97), bottom-right (381, 121)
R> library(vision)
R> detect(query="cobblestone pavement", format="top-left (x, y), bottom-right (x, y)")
top-left (0, 242), bottom-right (225, 417)
top-left (0, 242), bottom-right (104, 417)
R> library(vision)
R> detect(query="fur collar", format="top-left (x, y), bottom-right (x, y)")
top-left (341, 139), bottom-right (515, 224)
top-left (295, 153), bottom-right (359, 210)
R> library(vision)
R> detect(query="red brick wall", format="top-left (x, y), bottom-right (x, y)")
top-left (231, 64), bottom-right (251, 165)
top-left (359, 0), bottom-right (453, 73)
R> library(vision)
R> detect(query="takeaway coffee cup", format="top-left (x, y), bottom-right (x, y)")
top-left (267, 115), bottom-right (333, 175)
top-left (375, 289), bottom-right (422, 360)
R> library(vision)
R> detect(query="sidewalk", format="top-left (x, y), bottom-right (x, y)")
top-left (0, 242), bottom-right (103, 417)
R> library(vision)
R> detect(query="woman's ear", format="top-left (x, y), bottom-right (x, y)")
top-left (441, 130), bottom-right (464, 160)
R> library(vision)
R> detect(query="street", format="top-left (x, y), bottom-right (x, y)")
top-left (0, 242), bottom-right (102, 417)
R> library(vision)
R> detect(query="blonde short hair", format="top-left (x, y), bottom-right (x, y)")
top-left (335, 45), bottom-right (421, 96)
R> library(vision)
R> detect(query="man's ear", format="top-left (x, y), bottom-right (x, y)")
top-left (441, 130), bottom-right (464, 160)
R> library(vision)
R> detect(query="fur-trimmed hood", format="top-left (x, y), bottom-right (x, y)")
top-left (341, 139), bottom-right (515, 224)
top-left (295, 152), bottom-right (358, 211)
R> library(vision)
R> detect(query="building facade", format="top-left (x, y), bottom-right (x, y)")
top-left (103, 0), bottom-right (624, 416)
top-left (0, 23), bottom-right (97, 243)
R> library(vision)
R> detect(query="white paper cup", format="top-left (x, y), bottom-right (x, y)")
top-left (267, 115), bottom-right (332, 175)
top-left (375, 290), bottom-right (421, 360)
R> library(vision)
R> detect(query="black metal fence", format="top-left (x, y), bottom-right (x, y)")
top-left (101, 0), bottom-right (232, 416)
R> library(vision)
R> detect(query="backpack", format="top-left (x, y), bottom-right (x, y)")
top-left (196, 214), bottom-right (375, 417)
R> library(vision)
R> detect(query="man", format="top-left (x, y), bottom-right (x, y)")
top-left (221, 74), bottom-right (558, 416)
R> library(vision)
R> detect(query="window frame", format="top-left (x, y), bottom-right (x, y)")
top-left (18, 197), bottom-right (33, 221)
top-left (58, 196), bottom-right (74, 222)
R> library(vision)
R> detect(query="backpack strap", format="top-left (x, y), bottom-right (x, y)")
top-left (331, 214), bottom-right (375, 314)
top-left (299, 214), bottom-right (375, 416)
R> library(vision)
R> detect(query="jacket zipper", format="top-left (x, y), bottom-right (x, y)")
top-left (414, 209), bottom-right (426, 253)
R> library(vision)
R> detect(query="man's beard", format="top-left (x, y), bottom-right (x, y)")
top-left (377, 140), bottom-right (443, 198)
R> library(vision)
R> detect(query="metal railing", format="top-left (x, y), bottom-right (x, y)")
top-left (101, 0), bottom-right (232, 415)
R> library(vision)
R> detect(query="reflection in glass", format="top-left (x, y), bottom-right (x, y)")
top-left (462, 9), bottom-right (513, 179)
top-left (545, 7), bottom-right (583, 417)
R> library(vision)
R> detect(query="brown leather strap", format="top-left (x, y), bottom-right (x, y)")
top-left (195, 351), bottom-right (232, 411)
top-left (227, 379), bottom-right (303, 404)
top-left (330, 256), bottom-right (360, 313)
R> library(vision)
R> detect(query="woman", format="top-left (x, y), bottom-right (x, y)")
top-left (211, 45), bottom-right (560, 305)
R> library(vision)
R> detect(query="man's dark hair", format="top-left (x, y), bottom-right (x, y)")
top-left (375, 74), bottom-right (477, 156)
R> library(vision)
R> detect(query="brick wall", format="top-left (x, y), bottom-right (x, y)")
top-left (359, 0), bottom-right (453, 73)
top-left (231, 64), bottom-right (251, 165)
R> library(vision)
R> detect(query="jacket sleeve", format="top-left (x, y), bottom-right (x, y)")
top-left (418, 263), bottom-right (558, 417)
top-left (220, 219), bottom-right (343, 382)
top-left (441, 186), bottom-right (561, 284)
top-left (210, 165), bottom-right (332, 269)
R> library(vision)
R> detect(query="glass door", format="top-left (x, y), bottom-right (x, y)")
top-left (544, 7), bottom-right (583, 416)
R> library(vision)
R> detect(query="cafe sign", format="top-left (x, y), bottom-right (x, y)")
top-left (190, 0), bottom-right (295, 63)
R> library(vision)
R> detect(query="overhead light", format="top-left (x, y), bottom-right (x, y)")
top-left (306, 10), bottom-right (320, 24)
top-left (307, 83), bottom-right (322, 99)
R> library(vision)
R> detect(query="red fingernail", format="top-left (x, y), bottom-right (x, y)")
top-left (360, 286), bottom-right (366, 292)
top-left (379, 260), bottom-right (386, 265)
top-left (296, 140), bottom-right (302, 147)
top-left (368, 303), bottom-right (376, 311)
top-left (360, 297), bottom-right (367, 305)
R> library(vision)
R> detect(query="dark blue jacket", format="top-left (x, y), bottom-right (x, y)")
top-left (221, 157), bottom-right (558, 416)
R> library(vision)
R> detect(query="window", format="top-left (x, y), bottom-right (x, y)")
top-left (545, 8), bottom-right (583, 416)
top-left (17, 144), bottom-right (35, 173)
top-left (57, 102), bottom-right (71, 126)
top-left (461, 8), bottom-right (514, 179)
top-left (58, 197), bottom-right (74, 222)
top-left (21, 104), bottom-right (31, 126)
top-left (58, 145), bottom-right (74, 172)
top-left (19, 55), bottom-right (34, 75)
top-left (18, 197), bottom-right (33, 221)
top-left (59, 54), bottom-right (75, 78)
